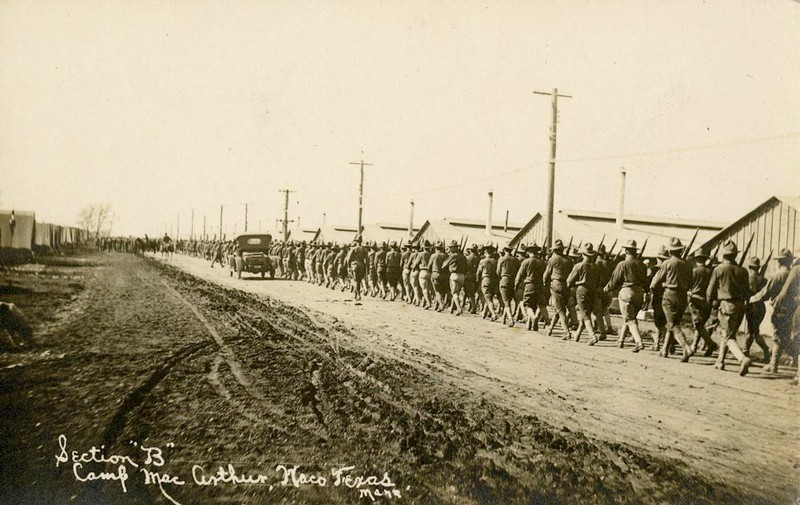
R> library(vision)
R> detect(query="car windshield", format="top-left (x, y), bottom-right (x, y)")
top-left (246, 238), bottom-right (262, 245)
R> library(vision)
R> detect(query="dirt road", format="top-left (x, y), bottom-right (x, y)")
top-left (1, 252), bottom-right (797, 504)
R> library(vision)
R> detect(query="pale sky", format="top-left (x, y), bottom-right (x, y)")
top-left (2, 0), bottom-right (799, 237)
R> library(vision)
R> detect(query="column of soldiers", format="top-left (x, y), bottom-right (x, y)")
top-left (186, 234), bottom-right (799, 384)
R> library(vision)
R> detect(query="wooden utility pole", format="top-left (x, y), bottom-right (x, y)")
top-left (244, 204), bottom-right (248, 232)
top-left (348, 158), bottom-right (373, 234)
top-left (190, 209), bottom-right (194, 240)
top-left (277, 189), bottom-right (295, 241)
top-left (533, 88), bottom-right (572, 248)
top-left (177, 214), bottom-right (180, 240)
top-left (219, 205), bottom-right (223, 241)
top-left (203, 215), bottom-right (206, 240)
top-left (409, 200), bottom-right (415, 238)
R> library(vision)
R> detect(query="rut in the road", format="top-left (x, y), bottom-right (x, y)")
top-left (144, 258), bottom-right (758, 505)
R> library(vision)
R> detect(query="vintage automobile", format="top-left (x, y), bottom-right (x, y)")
top-left (229, 234), bottom-right (274, 279)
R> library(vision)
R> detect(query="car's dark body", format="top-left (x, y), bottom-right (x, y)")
top-left (229, 234), bottom-right (274, 279)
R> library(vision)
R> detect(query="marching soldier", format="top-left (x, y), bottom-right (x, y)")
top-left (743, 257), bottom-right (770, 361)
top-left (346, 236), bottom-right (369, 300)
top-left (688, 248), bottom-right (717, 356)
top-left (515, 244), bottom-right (546, 331)
top-left (750, 249), bottom-right (793, 373)
top-left (386, 242), bottom-right (402, 301)
top-left (417, 241), bottom-right (434, 309)
top-left (477, 244), bottom-right (499, 321)
top-left (497, 245), bottom-right (520, 327)
top-left (648, 247), bottom-right (669, 352)
top-left (650, 238), bottom-right (694, 361)
top-left (567, 243), bottom-right (601, 344)
top-left (772, 257), bottom-right (800, 385)
top-left (544, 239), bottom-right (572, 337)
top-left (429, 242), bottom-right (448, 311)
top-left (409, 243), bottom-right (422, 306)
top-left (401, 243), bottom-right (413, 303)
top-left (464, 244), bottom-right (480, 314)
top-left (707, 240), bottom-right (752, 376)
top-left (604, 240), bottom-right (647, 352)
top-left (595, 244), bottom-right (613, 338)
top-left (443, 240), bottom-right (467, 315)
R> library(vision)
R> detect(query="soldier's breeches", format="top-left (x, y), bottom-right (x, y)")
top-left (618, 287), bottom-right (644, 323)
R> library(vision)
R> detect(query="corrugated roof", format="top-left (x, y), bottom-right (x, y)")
top-left (561, 209), bottom-right (725, 230)
top-left (412, 219), bottom-right (517, 248)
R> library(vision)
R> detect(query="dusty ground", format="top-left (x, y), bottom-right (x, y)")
top-left (0, 251), bottom-right (797, 505)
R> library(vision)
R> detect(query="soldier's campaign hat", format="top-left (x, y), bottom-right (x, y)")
top-left (656, 245), bottom-right (669, 259)
top-left (449, 240), bottom-right (460, 249)
top-left (775, 248), bottom-right (792, 260)
top-left (503, 245), bottom-right (514, 253)
top-left (721, 240), bottom-right (738, 256)
top-left (622, 239), bottom-right (638, 251)
top-left (581, 243), bottom-right (597, 256)
top-left (354, 235), bottom-right (362, 243)
top-left (469, 244), bottom-right (479, 252)
top-left (597, 244), bottom-right (607, 254)
top-left (525, 243), bottom-right (540, 252)
top-left (692, 247), bottom-right (710, 259)
top-left (484, 242), bottom-right (496, 251)
top-left (436, 241), bottom-right (446, 250)
top-left (391, 241), bottom-right (398, 248)
top-left (568, 247), bottom-right (581, 258)
top-left (552, 239), bottom-right (565, 251)
top-left (423, 240), bottom-right (432, 248)
top-left (667, 237), bottom-right (684, 252)
top-left (748, 257), bottom-right (761, 270)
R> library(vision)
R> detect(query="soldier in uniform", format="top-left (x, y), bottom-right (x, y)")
top-left (544, 239), bottom-right (572, 337)
top-left (368, 243), bottom-right (379, 296)
top-left (428, 242), bottom-right (448, 312)
top-left (650, 238), bottom-right (694, 361)
top-left (477, 244), bottom-right (499, 321)
top-left (409, 244), bottom-right (422, 306)
top-left (605, 240), bottom-right (647, 352)
top-left (417, 241), bottom-right (433, 309)
top-left (401, 243), bottom-right (413, 303)
top-left (772, 256), bottom-right (800, 385)
top-left (442, 240), bottom-right (467, 315)
top-left (707, 241), bottom-right (752, 376)
top-left (386, 242), bottom-right (402, 301)
top-left (688, 248), bottom-right (717, 356)
top-left (515, 244), bottom-right (546, 331)
top-left (750, 249), bottom-right (793, 373)
top-left (464, 244), bottom-right (480, 314)
top-left (595, 244), bottom-right (613, 338)
top-left (346, 236), bottom-right (369, 300)
top-left (648, 246), bottom-right (669, 352)
top-left (497, 245), bottom-right (520, 327)
top-left (567, 243), bottom-right (601, 344)
top-left (743, 257), bottom-right (770, 360)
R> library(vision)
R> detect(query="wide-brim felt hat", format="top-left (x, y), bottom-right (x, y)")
top-left (656, 246), bottom-right (669, 259)
top-left (721, 240), bottom-right (738, 256)
top-left (552, 239), bottom-right (565, 250)
top-left (525, 243), bottom-right (540, 252)
top-left (667, 238), bottom-right (684, 252)
top-left (622, 239), bottom-right (639, 251)
top-left (449, 240), bottom-right (460, 248)
top-left (692, 248), bottom-right (709, 259)
top-left (581, 243), bottom-right (597, 256)
top-left (503, 245), bottom-right (514, 253)
top-left (775, 248), bottom-right (792, 260)
top-left (748, 257), bottom-right (761, 269)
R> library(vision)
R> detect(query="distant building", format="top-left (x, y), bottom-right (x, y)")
top-left (509, 209), bottom-right (724, 257)
top-left (696, 195), bottom-right (799, 272)
top-left (411, 218), bottom-right (524, 248)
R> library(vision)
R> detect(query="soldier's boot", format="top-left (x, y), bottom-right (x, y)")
top-left (763, 344), bottom-right (782, 374)
top-left (752, 333), bottom-right (771, 363)
top-left (714, 344), bottom-right (729, 370)
top-left (586, 320), bottom-right (599, 346)
top-left (617, 325), bottom-right (626, 348)
top-left (651, 327), bottom-right (666, 352)
top-left (604, 313), bottom-right (614, 335)
top-left (629, 322), bottom-right (644, 352)
top-left (505, 307), bottom-right (515, 327)
top-left (673, 328), bottom-right (693, 362)
top-left (725, 340), bottom-right (752, 376)
top-left (573, 321), bottom-right (584, 343)
top-left (454, 296), bottom-right (464, 316)
top-left (547, 314), bottom-right (559, 337)
top-left (660, 331), bottom-right (673, 358)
